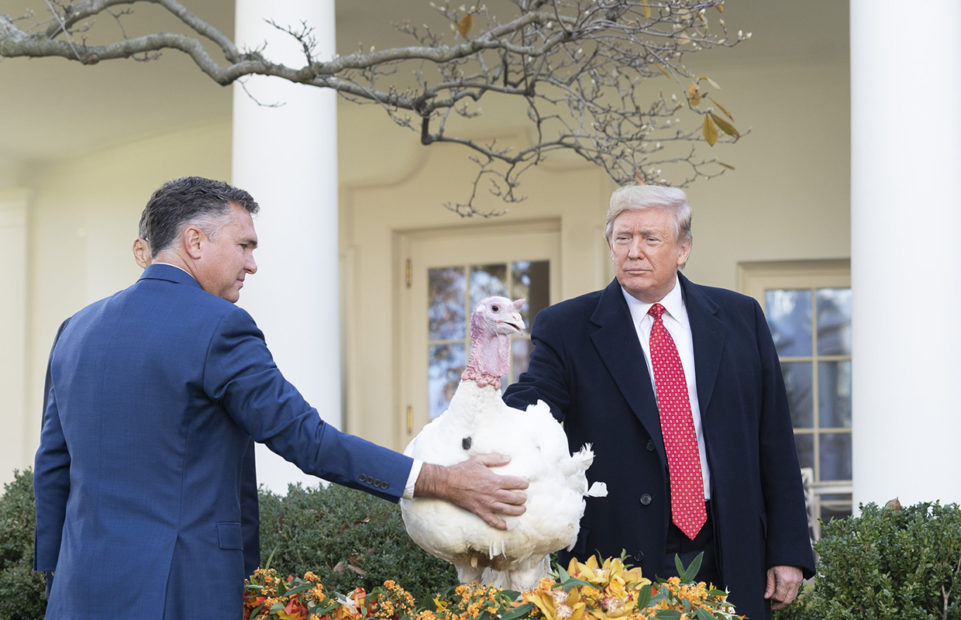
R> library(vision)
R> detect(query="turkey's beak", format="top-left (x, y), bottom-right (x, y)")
top-left (505, 313), bottom-right (525, 333)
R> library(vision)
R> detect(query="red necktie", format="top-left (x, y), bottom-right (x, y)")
top-left (648, 303), bottom-right (706, 540)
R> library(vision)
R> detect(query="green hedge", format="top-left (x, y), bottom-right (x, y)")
top-left (0, 470), bottom-right (455, 619)
top-left (774, 501), bottom-right (961, 619)
top-left (0, 470), bottom-right (45, 620)
top-left (258, 482), bottom-right (457, 603)
top-left (10, 467), bottom-right (961, 619)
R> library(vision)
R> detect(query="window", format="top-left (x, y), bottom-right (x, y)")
top-left (427, 261), bottom-right (550, 419)
top-left (399, 223), bottom-right (560, 444)
top-left (739, 260), bottom-right (852, 537)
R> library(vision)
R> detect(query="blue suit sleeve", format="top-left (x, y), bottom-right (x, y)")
top-left (203, 307), bottom-right (413, 502)
top-left (34, 322), bottom-right (71, 572)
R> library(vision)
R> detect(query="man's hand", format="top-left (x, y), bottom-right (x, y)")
top-left (414, 454), bottom-right (529, 530)
top-left (764, 565), bottom-right (803, 610)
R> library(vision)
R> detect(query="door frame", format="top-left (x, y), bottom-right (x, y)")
top-left (396, 220), bottom-right (561, 447)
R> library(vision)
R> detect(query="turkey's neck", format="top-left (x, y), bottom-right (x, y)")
top-left (461, 331), bottom-right (510, 389)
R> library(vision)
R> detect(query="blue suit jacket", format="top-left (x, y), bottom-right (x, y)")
top-left (503, 275), bottom-right (815, 619)
top-left (34, 264), bottom-right (413, 619)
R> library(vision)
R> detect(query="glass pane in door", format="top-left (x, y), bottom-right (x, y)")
top-left (426, 260), bottom-right (549, 418)
top-left (428, 267), bottom-right (465, 340)
top-left (427, 343), bottom-right (467, 419)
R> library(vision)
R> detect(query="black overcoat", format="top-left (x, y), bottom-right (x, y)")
top-left (504, 274), bottom-right (815, 619)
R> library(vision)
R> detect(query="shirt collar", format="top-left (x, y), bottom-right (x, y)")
top-left (620, 275), bottom-right (687, 325)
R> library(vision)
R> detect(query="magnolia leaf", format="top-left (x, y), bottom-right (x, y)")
top-left (709, 97), bottom-right (734, 120)
top-left (702, 115), bottom-right (718, 146)
top-left (457, 13), bottom-right (474, 37)
top-left (635, 584), bottom-right (653, 609)
top-left (500, 603), bottom-right (535, 620)
top-left (705, 76), bottom-right (721, 90)
top-left (717, 161), bottom-right (736, 170)
top-left (656, 64), bottom-right (672, 79)
top-left (283, 582), bottom-right (314, 597)
top-left (655, 610), bottom-right (683, 619)
top-left (634, 168), bottom-right (647, 184)
top-left (710, 112), bottom-right (739, 138)
top-left (675, 552), bottom-right (703, 582)
top-left (694, 608), bottom-right (716, 620)
top-left (640, 1), bottom-right (652, 19)
top-left (716, 3), bottom-right (725, 12)
top-left (561, 577), bottom-right (595, 591)
top-left (687, 82), bottom-right (701, 106)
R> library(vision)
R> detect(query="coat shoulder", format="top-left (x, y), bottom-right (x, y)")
top-left (685, 278), bottom-right (758, 306)
top-left (543, 289), bottom-right (605, 318)
top-left (682, 278), bottom-right (763, 318)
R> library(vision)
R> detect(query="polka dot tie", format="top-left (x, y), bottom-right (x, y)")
top-left (648, 303), bottom-right (706, 541)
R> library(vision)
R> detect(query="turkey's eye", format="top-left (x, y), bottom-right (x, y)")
top-left (492, 304), bottom-right (500, 312)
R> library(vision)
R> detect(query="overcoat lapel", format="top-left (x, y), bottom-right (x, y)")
top-left (678, 273), bottom-right (725, 414)
top-left (588, 280), bottom-right (665, 456)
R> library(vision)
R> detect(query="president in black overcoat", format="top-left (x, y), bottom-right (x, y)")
top-left (504, 184), bottom-right (815, 619)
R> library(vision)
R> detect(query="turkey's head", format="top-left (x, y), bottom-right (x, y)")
top-left (473, 296), bottom-right (526, 336)
top-left (462, 296), bottom-right (526, 388)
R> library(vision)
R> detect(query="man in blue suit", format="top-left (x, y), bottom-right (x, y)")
top-left (503, 184), bottom-right (814, 619)
top-left (34, 176), bottom-right (528, 619)
top-left (133, 218), bottom-right (262, 581)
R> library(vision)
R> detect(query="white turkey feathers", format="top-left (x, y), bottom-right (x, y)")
top-left (400, 296), bottom-right (605, 592)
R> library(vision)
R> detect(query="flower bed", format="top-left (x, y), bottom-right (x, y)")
top-left (244, 555), bottom-right (742, 620)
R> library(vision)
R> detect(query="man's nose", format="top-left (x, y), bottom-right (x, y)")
top-left (628, 237), bottom-right (644, 258)
top-left (245, 255), bottom-right (257, 274)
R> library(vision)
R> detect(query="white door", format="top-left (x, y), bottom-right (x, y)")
top-left (398, 221), bottom-right (560, 446)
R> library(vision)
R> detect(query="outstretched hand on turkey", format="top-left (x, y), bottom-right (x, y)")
top-left (415, 453), bottom-right (529, 530)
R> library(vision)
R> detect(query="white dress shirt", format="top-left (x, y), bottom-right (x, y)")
top-left (621, 278), bottom-right (711, 500)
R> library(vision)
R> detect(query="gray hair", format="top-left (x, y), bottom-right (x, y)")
top-left (604, 184), bottom-right (693, 245)
top-left (140, 176), bottom-right (259, 256)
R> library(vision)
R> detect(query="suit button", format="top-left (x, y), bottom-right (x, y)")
top-left (639, 494), bottom-right (652, 506)
top-left (646, 440), bottom-right (655, 452)
top-left (632, 552), bottom-right (645, 564)
top-left (359, 474), bottom-right (369, 483)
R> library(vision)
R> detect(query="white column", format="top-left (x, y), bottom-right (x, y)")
top-left (851, 0), bottom-right (961, 508)
top-left (0, 189), bottom-right (29, 486)
top-left (233, 0), bottom-right (339, 493)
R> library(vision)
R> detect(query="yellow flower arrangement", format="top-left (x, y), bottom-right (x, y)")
top-left (243, 555), bottom-right (742, 620)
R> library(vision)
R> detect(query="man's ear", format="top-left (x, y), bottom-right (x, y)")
top-left (183, 226), bottom-right (205, 260)
top-left (132, 238), bottom-right (150, 269)
top-left (677, 238), bottom-right (693, 268)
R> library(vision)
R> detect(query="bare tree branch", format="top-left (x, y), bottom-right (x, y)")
top-left (0, 0), bottom-right (749, 215)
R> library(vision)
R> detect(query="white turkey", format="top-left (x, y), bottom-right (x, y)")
top-left (401, 296), bottom-right (606, 592)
